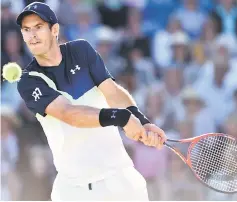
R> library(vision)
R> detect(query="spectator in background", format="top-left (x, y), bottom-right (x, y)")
top-left (231, 87), bottom-right (237, 114)
top-left (64, 4), bottom-right (99, 46)
top-left (97, 0), bottom-right (129, 30)
top-left (224, 85), bottom-right (237, 124)
top-left (210, 0), bottom-right (237, 36)
top-left (142, 0), bottom-right (181, 36)
top-left (3, 0), bottom-right (59, 16)
top-left (170, 31), bottom-right (190, 70)
top-left (119, 7), bottom-right (151, 60)
top-left (183, 42), bottom-right (208, 85)
top-left (1, 30), bottom-right (31, 68)
top-left (95, 26), bottom-right (127, 78)
top-left (144, 82), bottom-right (175, 132)
top-left (129, 47), bottom-right (156, 85)
top-left (17, 102), bottom-right (48, 161)
top-left (178, 86), bottom-right (217, 137)
top-left (194, 45), bottom-right (236, 130)
top-left (194, 17), bottom-right (219, 59)
top-left (153, 16), bottom-right (183, 68)
top-left (20, 145), bottom-right (54, 201)
top-left (16, 102), bottom-right (53, 200)
top-left (56, 0), bottom-right (83, 26)
top-left (214, 33), bottom-right (237, 57)
top-left (1, 105), bottom-right (21, 201)
top-left (173, 0), bottom-right (207, 39)
top-left (1, 30), bottom-right (31, 111)
top-left (1, 1), bottom-right (20, 50)
top-left (163, 67), bottom-right (184, 114)
top-left (224, 113), bottom-right (237, 139)
top-left (176, 118), bottom-right (193, 139)
top-left (1, 0), bottom-right (24, 17)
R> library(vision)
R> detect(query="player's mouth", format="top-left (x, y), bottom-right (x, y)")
top-left (30, 41), bottom-right (41, 46)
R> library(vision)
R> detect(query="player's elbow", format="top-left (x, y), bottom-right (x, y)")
top-left (46, 95), bottom-right (80, 127)
top-left (46, 95), bottom-right (100, 128)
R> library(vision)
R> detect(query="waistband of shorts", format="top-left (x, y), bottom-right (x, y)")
top-left (56, 166), bottom-right (135, 186)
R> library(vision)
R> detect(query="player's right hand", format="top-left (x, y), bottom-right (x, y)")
top-left (123, 114), bottom-right (148, 142)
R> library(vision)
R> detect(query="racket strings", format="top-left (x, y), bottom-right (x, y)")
top-left (189, 136), bottom-right (237, 193)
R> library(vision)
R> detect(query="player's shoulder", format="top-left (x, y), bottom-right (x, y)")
top-left (61, 39), bottom-right (91, 50)
top-left (60, 39), bottom-right (96, 63)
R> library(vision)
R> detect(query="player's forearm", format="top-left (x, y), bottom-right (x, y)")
top-left (46, 95), bottom-right (131, 128)
top-left (103, 85), bottom-right (150, 125)
top-left (61, 104), bottom-right (132, 129)
top-left (105, 85), bottom-right (137, 108)
top-left (62, 104), bottom-right (101, 128)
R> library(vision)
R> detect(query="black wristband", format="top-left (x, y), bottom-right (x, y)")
top-left (99, 108), bottom-right (131, 127)
top-left (126, 106), bottom-right (150, 125)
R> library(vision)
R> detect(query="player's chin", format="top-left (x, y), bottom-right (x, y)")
top-left (30, 47), bottom-right (45, 56)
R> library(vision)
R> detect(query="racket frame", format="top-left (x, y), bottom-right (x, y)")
top-left (164, 133), bottom-right (237, 194)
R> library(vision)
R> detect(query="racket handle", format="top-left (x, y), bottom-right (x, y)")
top-left (165, 138), bottom-right (182, 143)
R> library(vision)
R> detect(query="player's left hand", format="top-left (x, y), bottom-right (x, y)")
top-left (142, 123), bottom-right (167, 149)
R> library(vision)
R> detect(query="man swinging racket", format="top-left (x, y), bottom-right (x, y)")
top-left (16, 2), bottom-right (167, 201)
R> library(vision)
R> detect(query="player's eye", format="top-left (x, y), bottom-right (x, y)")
top-left (23, 28), bottom-right (30, 32)
top-left (36, 25), bottom-right (42, 30)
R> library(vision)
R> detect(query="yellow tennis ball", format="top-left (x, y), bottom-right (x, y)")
top-left (2, 62), bottom-right (22, 83)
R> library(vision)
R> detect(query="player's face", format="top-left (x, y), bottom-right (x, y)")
top-left (21, 14), bottom-right (56, 56)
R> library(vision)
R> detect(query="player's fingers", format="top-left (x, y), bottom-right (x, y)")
top-left (156, 136), bottom-right (163, 150)
top-left (133, 133), bottom-right (140, 141)
top-left (148, 124), bottom-right (167, 144)
top-left (150, 132), bottom-right (156, 147)
top-left (147, 131), bottom-right (154, 146)
top-left (159, 130), bottom-right (167, 144)
top-left (155, 130), bottom-right (166, 146)
top-left (140, 128), bottom-right (148, 143)
top-left (130, 130), bottom-right (141, 141)
top-left (154, 133), bottom-right (159, 147)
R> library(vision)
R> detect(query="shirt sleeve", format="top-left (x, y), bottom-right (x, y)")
top-left (17, 74), bottom-right (61, 116)
top-left (85, 40), bottom-right (115, 86)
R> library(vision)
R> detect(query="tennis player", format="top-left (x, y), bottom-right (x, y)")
top-left (16, 2), bottom-right (166, 201)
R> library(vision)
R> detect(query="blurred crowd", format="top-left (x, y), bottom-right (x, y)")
top-left (1, 0), bottom-right (237, 201)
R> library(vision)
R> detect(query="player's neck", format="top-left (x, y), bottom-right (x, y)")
top-left (35, 44), bottom-right (62, 67)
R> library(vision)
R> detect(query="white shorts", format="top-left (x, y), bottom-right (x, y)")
top-left (51, 166), bottom-right (149, 201)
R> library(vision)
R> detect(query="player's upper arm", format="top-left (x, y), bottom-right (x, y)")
top-left (98, 78), bottom-right (120, 99)
top-left (17, 74), bottom-right (61, 117)
top-left (45, 95), bottom-right (72, 121)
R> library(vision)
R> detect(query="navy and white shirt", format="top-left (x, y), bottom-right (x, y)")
top-left (17, 40), bottom-right (133, 184)
top-left (18, 39), bottom-right (113, 116)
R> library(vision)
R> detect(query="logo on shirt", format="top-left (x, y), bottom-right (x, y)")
top-left (32, 87), bottom-right (42, 101)
top-left (111, 110), bottom-right (117, 119)
top-left (70, 65), bottom-right (81, 75)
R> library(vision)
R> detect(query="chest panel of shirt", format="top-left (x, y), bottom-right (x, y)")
top-left (44, 59), bottom-right (95, 100)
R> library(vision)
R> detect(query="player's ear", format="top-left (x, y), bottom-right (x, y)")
top-left (51, 23), bottom-right (60, 38)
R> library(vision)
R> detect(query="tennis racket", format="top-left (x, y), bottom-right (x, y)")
top-left (164, 133), bottom-right (237, 193)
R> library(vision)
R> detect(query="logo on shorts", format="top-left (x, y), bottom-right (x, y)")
top-left (32, 87), bottom-right (42, 101)
top-left (70, 65), bottom-right (81, 74)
